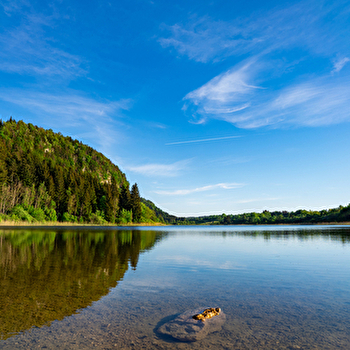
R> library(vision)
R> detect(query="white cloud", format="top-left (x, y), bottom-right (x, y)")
top-left (0, 89), bottom-right (131, 151)
top-left (159, 1), bottom-right (348, 63)
top-left (183, 58), bottom-right (350, 128)
top-left (267, 81), bottom-right (350, 127)
top-left (186, 59), bottom-right (260, 102)
top-left (154, 182), bottom-right (244, 195)
top-left (127, 160), bottom-right (191, 177)
top-left (0, 90), bottom-right (130, 120)
top-left (332, 57), bottom-right (350, 73)
top-left (0, 12), bottom-right (85, 79)
top-left (158, 18), bottom-right (263, 63)
top-left (183, 58), bottom-right (262, 124)
top-left (1, 0), bottom-right (29, 16)
top-left (161, 1), bottom-right (350, 129)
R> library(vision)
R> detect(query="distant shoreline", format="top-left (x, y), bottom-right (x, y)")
top-left (0, 221), bottom-right (349, 228)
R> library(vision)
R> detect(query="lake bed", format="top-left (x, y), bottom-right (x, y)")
top-left (1, 225), bottom-right (350, 349)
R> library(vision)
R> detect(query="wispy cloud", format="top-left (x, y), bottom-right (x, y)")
top-left (0, 12), bottom-right (85, 79)
top-left (148, 122), bottom-right (167, 129)
top-left (265, 79), bottom-right (350, 127)
top-left (166, 135), bottom-right (241, 145)
top-left (126, 159), bottom-right (191, 177)
top-left (1, 0), bottom-right (29, 16)
top-left (158, 16), bottom-right (264, 63)
top-left (183, 57), bottom-right (350, 128)
top-left (161, 1), bottom-right (350, 129)
top-left (0, 89), bottom-right (130, 150)
top-left (159, 1), bottom-right (349, 63)
top-left (154, 182), bottom-right (244, 195)
top-left (332, 57), bottom-right (350, 73)
top-left (183, 58), bottom-right (262, 124)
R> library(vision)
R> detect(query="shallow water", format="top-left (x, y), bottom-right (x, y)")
top-left (1, 225), bottom-right (350, 349)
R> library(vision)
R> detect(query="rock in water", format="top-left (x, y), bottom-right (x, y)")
top-left (157, 307), bottom-right (226, 342)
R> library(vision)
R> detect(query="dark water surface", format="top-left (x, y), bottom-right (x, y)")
top-left (1, 225), bottom-right (350, 349)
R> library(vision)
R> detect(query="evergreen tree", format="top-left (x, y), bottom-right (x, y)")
top-left (105, 187), bottom-right (116, 223)
top-left (105, 177), bottom-right (119, 223)
top-left (0, 140), bottom-right (7, 185)
top-left (19, 153), bottom-right (34, 187)
top-left (54, 166), bottom-right (66, 214)
top-left (130, 183), bottom-right (142, 223)
top-left (119, 185), bottom-right (131, 212)
top-left (47, 175), bottom-right (55, 200)
top-left (81, 185), bottom-right (92, 219)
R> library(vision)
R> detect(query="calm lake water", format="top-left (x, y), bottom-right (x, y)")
top-left (1, 225), bottom-right (350, 349)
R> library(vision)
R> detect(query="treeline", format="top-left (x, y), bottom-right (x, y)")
top-left (172, 206), bottom-right (350, 225)
top-left (0, 118), bottom-right (161, 224)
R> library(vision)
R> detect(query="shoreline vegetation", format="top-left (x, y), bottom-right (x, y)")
top-left (1, 221), bottom-right (350, 228)
top-left (168, 205), bottom-right (350, 225)
top-left (0, 220), bottom-right (166, 227)
top-left (1, 118), bottom-right (349, 227)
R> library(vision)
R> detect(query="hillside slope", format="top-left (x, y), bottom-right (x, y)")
top-left (0, 118), bottom-right (160, 224)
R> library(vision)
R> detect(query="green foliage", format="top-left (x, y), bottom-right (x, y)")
top-left (89, 210), bottom-right (107, 225)
top-left (169, 204), bottom-right (350, 225)
top-left (141, 198), bottom-right (170, 224)
top-left (0, 118), bottom-right (162, 224)
top-left (140, 202), bottom-right (158, 223)
top-left (119, 185), bottom-right (131, 212)
top-left (130, 183), bottom-right (142, 223)
top-left (105, 176), bottom-right (119, 223)
top-left (117, 209), bottom-right (133, 224)
top-left (62, 212), bottom-right (78, 223)
top-left (28, 207), bottom-right (46, 222)
top-left (45, 207), bottom-right (57, 222)
top-left (9, 214), bottom-right (20, 222)
top-left (10, 205), bottom-right (34, 223)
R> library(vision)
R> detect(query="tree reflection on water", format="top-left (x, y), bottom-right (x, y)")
top-left (0, 228), bottom-right (165, 340)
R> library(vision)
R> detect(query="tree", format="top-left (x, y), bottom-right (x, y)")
top-left (54, 166), bottom-right (66, 214)
top-left (81, 185), bottom-right (92, 219)
top-left (0, 140), bottom-right (7, 185)
top-left (130, 183), bottom-right (142, 223)
top-left (104, 176), bottom-right (119, 223)
top-left (119, 185), bottom-right (131, 212)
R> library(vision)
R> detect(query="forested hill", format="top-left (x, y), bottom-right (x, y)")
top-left (0, 118), bottom-right (162, 224)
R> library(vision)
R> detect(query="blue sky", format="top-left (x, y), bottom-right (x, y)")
top-left (0, 0), bottom-right (350, 216)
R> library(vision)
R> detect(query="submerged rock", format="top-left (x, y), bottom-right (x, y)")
top-left (157, 307), bottom-right (226, 342)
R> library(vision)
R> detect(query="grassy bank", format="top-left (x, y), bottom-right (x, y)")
top-left (0, 220), bottom-right (166, 227)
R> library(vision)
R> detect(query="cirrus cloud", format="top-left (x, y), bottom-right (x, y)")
top-left (183, 58), bottom-right (350, 128)
top-left (154, 182), bottom-right (245, 195)
top-left (0, 9), bottom-right (85, 79)
top-left (161, 1), bottom-right (350, 129)
top-left (126, 159), bottom-right (191, 177)
top-left (0, 89), bottom-right (131, 151)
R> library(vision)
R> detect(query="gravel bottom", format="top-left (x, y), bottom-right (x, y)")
top-left (1, 284), bottom-right (349, 350)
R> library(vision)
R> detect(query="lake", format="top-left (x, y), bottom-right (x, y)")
top-left (1, 225), bottom-right (350, 349)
